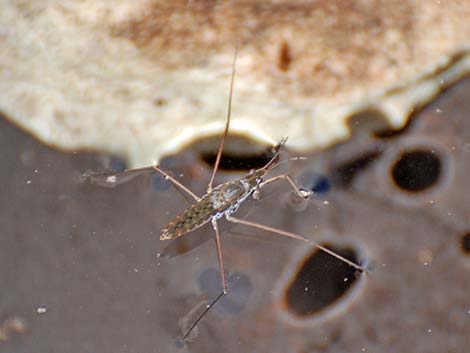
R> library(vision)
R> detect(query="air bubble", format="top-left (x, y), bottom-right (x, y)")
top-left (285, 245), bottom-right (362, 317)
top-left (391, 149), bottom-right (441, 192)
top-left (460, 232), bottom-right (470, 255)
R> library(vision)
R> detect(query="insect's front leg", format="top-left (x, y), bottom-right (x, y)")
top-left (260, 173), bottom-right (312, 199)
top-left (252, 186), bottom-right (261, 200)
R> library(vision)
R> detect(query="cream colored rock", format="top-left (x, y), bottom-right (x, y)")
top-left (0, 1), bottom-right (469, 167)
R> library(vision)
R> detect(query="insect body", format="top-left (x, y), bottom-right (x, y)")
top-left (161, 155), bottom-right (274, 241)
top-left (84, 47), bottom-right (366, 343)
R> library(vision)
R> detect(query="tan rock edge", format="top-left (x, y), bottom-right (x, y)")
top-left (0, 1), bottom-right (469, 167)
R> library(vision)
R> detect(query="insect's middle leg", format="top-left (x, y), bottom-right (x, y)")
top-left (152, 165), bottom-right (200, 201)
top-left (81, 165), bottom-right (157, 187)
top-left (82, 164), bottom-right (201, 201)
top-left (260, 173), bottom-right (312, 199)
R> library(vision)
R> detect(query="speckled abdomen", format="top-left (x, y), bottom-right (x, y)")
top-left (160, 178), bottom-right (254, 240)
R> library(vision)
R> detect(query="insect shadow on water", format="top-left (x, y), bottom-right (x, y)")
top-left (82, 47), bottom-right (367, 343)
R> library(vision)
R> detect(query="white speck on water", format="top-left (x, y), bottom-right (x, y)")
top-left (463, 142), bottom-right (470, 153)
top-left (156, 253), bottom-right (161, 258)
top-left (427, 329), bottom-right (432, 333)
top-left (304, 287), bottom-right (309, 292)
top-left (133, 268), bottom-right (139, 273)
top-left (34, 169), bottom-right (38, 173)
top-left (429, 200), bottom-right (434, 204)
top-left (323, 200), bottom-right (329, 205)
top-left (26, 180), bottom-right (31, 184)
top-left (37, 306), bottom-right (47, 314)
top-left (361, 349), bottom-right (366, 352)
top-left (106, 175), bottom-right (117, 183)
top-left (344, 277), bottom-right (349, 282)
top-left (435, 108), bottom-right (442, 113)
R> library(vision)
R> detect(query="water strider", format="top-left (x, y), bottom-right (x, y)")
top-left (84, 48), bottom-right (366, 342)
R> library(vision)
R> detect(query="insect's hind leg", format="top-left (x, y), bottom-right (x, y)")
top-left (182, 218), bottom-right (228, 340)
top-left (225, 214), bottom-right (366, 272)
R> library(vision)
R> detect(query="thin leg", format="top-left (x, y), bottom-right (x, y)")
top-left (152, 166), bottom-right (200, 201)
top-left (211, 218), bottom-right (228, 293)
top-left (226, 215), bottom-right (366, 272)
top-left (260, 173), bottom-right (312, 199)
top-left (82, 164), bottom-right (200, 201)
top-left (182, 218), bottom-right (228, 340)
top-left (182, 291), bottom-right (225, 341)
top-left (207, 47), bottom-right (238, 192)
top-left (81, 165), bottom-right (158, 188)
top-left (82, 164), bottom-right (200, 202)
